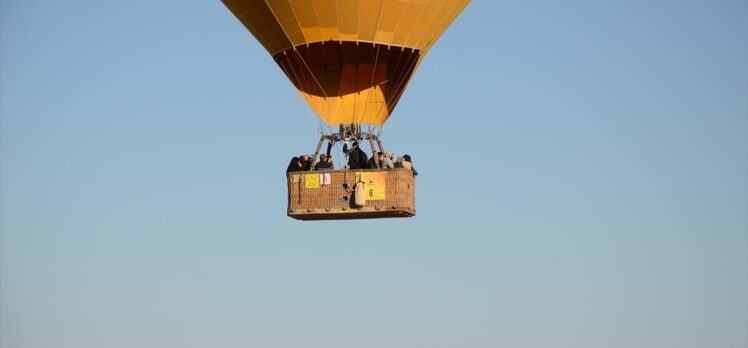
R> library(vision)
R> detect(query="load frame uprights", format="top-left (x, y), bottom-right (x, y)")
top-left (308, 124), bottom-right (386, 170)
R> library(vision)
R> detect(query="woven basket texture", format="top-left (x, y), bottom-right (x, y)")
top-left (287, 169), bottom-right (415, 213)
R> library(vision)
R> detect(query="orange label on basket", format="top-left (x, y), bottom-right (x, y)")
top-left (355, 172), bottom-right (386, 200)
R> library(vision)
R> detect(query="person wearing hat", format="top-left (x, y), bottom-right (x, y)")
top-left (314, 154), bottom-right (334, 170)
top-left (343, 141), bottom-right (368, 169)
top-left (401, 154), bottom-right (418, 176)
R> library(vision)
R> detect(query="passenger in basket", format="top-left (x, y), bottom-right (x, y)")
top-left (394, 156), bottom-right (405, 169)
top-left (367, 152), bottom-right (384, 169)
top-left (343, 141), bottom-right (368, 169)
top-left (382, 151), bottom-right (395, 169)
top-left (286, 156), bottom-right (303, 173)
top-left (314, 154), bottom-right (334, 170)
top-left (402, 154), bottom-right (418, 176)
top-left (300, 154), bottom-right (312, 171)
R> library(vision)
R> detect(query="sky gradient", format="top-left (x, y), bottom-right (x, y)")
top-left (2, 1), bottom-right (747, 347)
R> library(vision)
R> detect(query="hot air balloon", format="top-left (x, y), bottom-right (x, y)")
top-left (222, 0), bottom-right (470, 220)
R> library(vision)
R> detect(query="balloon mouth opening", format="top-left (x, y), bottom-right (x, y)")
top-left (273, 41), bottom-right (422, 126)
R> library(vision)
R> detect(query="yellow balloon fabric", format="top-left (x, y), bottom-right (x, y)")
top-left (223, 0), bottom-right (471, 126)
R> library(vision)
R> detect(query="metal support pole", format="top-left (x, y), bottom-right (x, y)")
top-left (376, 139), bottom-right (385, 155)
top-left (309, 136), bottom-right (326, 171)
top-left (368, 134), bottom-right (380, 168)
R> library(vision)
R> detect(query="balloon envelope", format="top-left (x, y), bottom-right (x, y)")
top-left (223, 0), bottom-right (471, 126)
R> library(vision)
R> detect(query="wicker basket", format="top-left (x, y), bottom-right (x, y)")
top-left (287, 168), bottom-right (416, 220)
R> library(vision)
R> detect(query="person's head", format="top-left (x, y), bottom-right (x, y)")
top-left (319, 154), bottom-right (327, 161)
top-left (403, 154), bottom-right (411, 162)
top-left (302, 154), bottom-right (310, 161)
top-left (377, 152), bottom-right (384, 159)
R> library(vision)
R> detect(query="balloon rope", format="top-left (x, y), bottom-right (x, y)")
top-left (353, 43), bottom-right (382, 127)
top-left (384, 50), bottom-right (421, 110)
top-left (285, 0), bottom-right (336, 135)
top-left (263, 0), bottom-right (295, 51)
top-left (400, 1), bottom-right (429, 49)
top-left (424, 3), bottom-right (465, 53)
top-left (292, 50), bottom-right (332, 106)
top-left (354, 0), bottom-right (387, 127)
top-left (413, 3), bottom-right (449, 49)
top-left (263, 0), bottom-right (334, 122)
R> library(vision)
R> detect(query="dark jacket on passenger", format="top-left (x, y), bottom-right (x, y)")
top-left (394, 158), bottom-right (405, 169)
top-left (301, 159), bottom-right (312, 171)
top-left (367, 157), bottom-right (380, 169)
top-left (286, 157), bottom-right (303, 173)
top-left (343, 143), bottom-right (368, 169)
top-left (314, 160), bottom-right (333, 170)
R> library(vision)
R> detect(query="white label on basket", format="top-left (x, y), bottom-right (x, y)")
top-left (320, 173), bottom-right (331, 185)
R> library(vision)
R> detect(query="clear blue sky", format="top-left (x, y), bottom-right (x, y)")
top-left (2, 1), bottom-right (746, 347)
